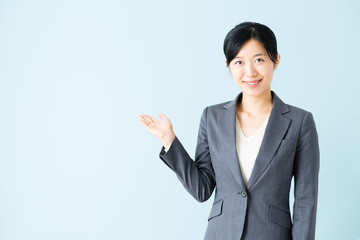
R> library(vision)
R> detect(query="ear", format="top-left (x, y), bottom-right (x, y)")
top-left (225, 59), bottom-right (231, 70)
top-left (274, 54), bottom-right (281, 69)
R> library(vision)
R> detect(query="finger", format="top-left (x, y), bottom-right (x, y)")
top-left (138, 115), bottom-right (149, 121)
top-left (138, 117), bottom-right (148, 124)
top-left (159, 113), bottom-right (167, 120)
top-left (139, 117), bottom-right (151, 126)
top-left (139, 120), bottom-right (149, 128)
top-left (143, 116), bottom-right (153, 124)
top-left (144, 115), bottom-right (157, 124)
top-left (138, 115), bottom-right (147, 122)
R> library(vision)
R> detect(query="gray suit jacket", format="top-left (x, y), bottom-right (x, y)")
top-left (159, 90), bottom-right (320, 240)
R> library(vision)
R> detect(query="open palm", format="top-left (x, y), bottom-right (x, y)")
top-left (138, 113), bottom-right (173, 139)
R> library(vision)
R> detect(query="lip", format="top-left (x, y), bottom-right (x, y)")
top-left (243, 79), bottom-right (262, 83)
top-left (243, 78), bottom-right (263, 88)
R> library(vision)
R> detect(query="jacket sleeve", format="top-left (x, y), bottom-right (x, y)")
top-left (292, 112), bottom-right (320, 240)
top-left (159, 106), bottom-right (216, 202)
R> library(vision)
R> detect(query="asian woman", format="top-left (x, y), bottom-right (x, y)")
top-left (138, 21), bottom-right (320, 240)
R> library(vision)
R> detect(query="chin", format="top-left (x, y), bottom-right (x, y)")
top-left (242, 88), bottom-right (271, 97)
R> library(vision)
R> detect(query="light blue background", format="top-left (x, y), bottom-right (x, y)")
top-left (0, 0), bottom-right (359, 239)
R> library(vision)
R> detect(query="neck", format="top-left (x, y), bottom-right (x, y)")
top-left (238, 90), bottom-right (273, 116)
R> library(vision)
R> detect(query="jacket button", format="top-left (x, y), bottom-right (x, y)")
top-left (241, 191), bottom-right (247, 198)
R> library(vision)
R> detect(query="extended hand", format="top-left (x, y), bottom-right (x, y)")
top-left (138, 113), bottom-right (175, 148)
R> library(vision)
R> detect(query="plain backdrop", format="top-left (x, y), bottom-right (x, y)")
top-left (1, 0), bottom-right (359, 239)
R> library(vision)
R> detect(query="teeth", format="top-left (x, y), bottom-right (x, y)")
top-left (247, 80), bottom-right (260, 85)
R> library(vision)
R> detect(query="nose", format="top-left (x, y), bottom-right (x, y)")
top-left (245, 63), bottom-right (258, 77)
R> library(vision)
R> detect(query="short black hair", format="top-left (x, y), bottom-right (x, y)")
top-left (223, 21), bottom-right (278, 67)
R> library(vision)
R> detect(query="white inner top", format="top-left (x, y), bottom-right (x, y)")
top-left (235, 114), bottom-right (270, 186)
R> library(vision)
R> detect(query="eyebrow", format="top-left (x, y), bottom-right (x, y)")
top-left (234, 53), bottom-right (266, 59)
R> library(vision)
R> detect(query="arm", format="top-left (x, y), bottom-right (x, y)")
top-left (292, 112), bottom-right (320, 240)
top-left (164, 142), bottom-right (172, 152)
top-left (159, 106), bottom-right (216, 202)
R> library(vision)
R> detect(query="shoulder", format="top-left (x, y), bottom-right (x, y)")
top-left (203, 99), bottom-right (233, 116)
top-left (207, 100), bottom-right (232, 110)
top-left (286, 103), bottom-right (309, 116)
top-left (283, 102), bottom-right (318, 135)
top-left (196, 99), bottom-right (233, 122)
top-left (284, 102), bottom-right (314, 119)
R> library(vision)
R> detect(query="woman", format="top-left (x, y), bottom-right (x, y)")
top-left (138, 22), bottom-right (320, 240)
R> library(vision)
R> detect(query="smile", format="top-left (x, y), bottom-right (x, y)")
top-left (243, 79), bottom-right (262, 88)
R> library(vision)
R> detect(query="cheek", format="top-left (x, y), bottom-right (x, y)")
top-left (258, 66), bottom-right (274, 78)
top-left (231, 69), bottom-right (245, 79)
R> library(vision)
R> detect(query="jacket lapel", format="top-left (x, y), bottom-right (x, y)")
top-left (218, 92), bottom-right (246, 190)
top-left (220, 90), bottom-right (291, 191)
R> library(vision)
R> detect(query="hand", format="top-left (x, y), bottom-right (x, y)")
top-left (138, 113), bottom-right (175, 148)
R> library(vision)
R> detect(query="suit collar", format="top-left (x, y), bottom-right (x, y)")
top-left (218, 90), bottom-right (292, 191)
top-left (223, 90), bottom-right (290, 115)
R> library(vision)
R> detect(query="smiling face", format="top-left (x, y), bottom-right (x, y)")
top-left (227, 38), bottom-right (280, 98)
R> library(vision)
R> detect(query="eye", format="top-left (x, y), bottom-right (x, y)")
top-left (255, 58), bottom-right (264, 63)
top-left (234, 61), bottom-right (243, 65)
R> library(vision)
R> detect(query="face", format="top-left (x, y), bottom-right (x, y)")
top-left (226, 38), bottom-right (280, 98)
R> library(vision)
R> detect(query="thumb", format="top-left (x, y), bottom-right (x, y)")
top-left (159, 112), bottom-right (167, 120)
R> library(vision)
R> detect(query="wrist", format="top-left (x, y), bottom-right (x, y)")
top-left (161, 132), bottom-right (175, 149)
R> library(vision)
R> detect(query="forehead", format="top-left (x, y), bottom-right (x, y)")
top-left (235, 39), bottom-right (267, 58)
